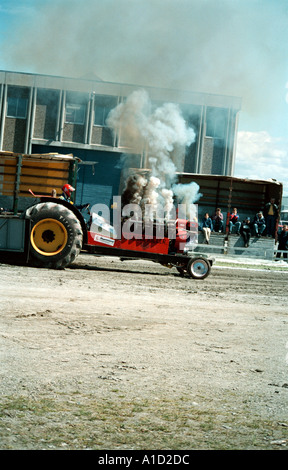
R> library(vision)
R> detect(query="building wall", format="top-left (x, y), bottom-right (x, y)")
top-left (34, 88), bottom-right (59, 140)
top-left (0, 70), bottom-right (241, 206)
top-left (281, 196), bottom-right (288, 211)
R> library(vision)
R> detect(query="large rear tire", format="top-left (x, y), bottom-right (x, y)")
top-left (28, 202), bottom-right (83, 269)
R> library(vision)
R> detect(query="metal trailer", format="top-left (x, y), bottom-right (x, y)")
top-left (0, 151), bottom-right (213, 280)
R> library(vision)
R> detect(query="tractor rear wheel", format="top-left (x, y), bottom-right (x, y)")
top-left (186, 257), bottom-right (210, 280)
top-left (28, 202), bottom-right (83, 269)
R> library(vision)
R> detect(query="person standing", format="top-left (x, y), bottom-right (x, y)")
top-left (276, 224), bottom-right (288, 260)
top-left (240, 217), bottom-right (252, 247)
top-left (264, 198), bottom-right (279, 237)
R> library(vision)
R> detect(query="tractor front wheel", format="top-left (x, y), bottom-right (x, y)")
top-left (28, 202), bottom-right (83, 269)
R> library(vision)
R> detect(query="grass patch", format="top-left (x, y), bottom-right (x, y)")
top-left (1, 393), bottom-right (287, 450)
top-left (214, 261), bottom-right (288, 271)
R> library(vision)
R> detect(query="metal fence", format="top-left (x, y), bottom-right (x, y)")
top-left (274, 249), bottom-right (288, 261)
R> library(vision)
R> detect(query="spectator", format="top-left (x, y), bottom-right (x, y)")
top-left (264, 198), bottom-right (279, 237)
top-left (200, 212), bottom-right (213, 244)
top-left (253, 211), bottom-right (266, 237)
top-left (276, 224), bottom-right (288, 260)
top-left (240, 217), bottom-right (252, 247)
top-left (212, 208), bottom-right (224, 233)
top-left (229, 208), bottom-right (241, 235)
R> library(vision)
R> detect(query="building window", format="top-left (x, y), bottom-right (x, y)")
top-left (206, 107), bottom-right (228, 138)
top-left (7, 96), bottom-right (28, 119)
top-left (65, 103), bottom-right (86, 124)
top-left (94, 95), bottom-right (118, 126)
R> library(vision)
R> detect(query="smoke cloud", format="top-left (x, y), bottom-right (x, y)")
top-left (2, 0), bottom-right (288, 127)
top-left (107, 89), bottom-right (198, 220)
top-left (107, 89), bottom-right (195, 181)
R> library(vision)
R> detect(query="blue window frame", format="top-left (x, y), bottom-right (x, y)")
top-left (94, 95), bottom-right (118, 126)
top-left (7, 97), bottom-right (28, 119)
top-left (65, 103), bottom-right (86, 124)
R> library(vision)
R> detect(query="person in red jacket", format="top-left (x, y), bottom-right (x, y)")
top-left (229, 207), bottom-right (241, 235)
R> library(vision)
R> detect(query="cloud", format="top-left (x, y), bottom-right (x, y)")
top-left (235, 131), bottom-right (288, 196)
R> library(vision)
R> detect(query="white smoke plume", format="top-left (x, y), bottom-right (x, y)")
top-left (160, 188), bottom-right (174, 221)
top-left (141, 175), bottom-right (161, 221)
top-left (172, 182), bottom-right (202, 219)
top-left (107, 89), bottom-right (199, 219)
top-left (172, 181), bottom-right (202, 205)
top-left (106, 89), bottom-right (149, 153)
top-left (107, 89), bottom-right (195, 181)
top-left (142, 99), bottom-right (195, 182)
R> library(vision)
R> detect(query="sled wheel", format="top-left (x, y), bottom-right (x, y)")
top-left (187, 257), bottom-right (210, 280)
top-left (28, 202), bottom-right (83, 269)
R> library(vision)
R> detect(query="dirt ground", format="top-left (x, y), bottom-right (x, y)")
top-left (1, 253), bottom-right (288, 450)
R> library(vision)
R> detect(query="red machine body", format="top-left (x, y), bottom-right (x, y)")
top-left (87, 232), bottom-right (171, 254)
top-left (86, 218), bottom-right (193, 256)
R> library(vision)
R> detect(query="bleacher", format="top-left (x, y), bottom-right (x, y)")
top-left (194, 231), bottom-right (279, 260)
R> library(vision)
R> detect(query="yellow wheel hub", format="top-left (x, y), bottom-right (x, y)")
top-left (30, 218), bottom-right (68, 256)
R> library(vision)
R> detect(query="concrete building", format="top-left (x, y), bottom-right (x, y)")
top-left (0, 70), bottom-right (241, 208)
top-left (281, 196), bottom-right (288, 211)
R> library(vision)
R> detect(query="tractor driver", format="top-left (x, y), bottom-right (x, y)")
top-left (60, 184), bottom-right (90, 212)
top-left (60, 183), bottom-right (75, 203)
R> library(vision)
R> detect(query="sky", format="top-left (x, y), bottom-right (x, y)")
top-left (0, 0), bottom-right (287, 197)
